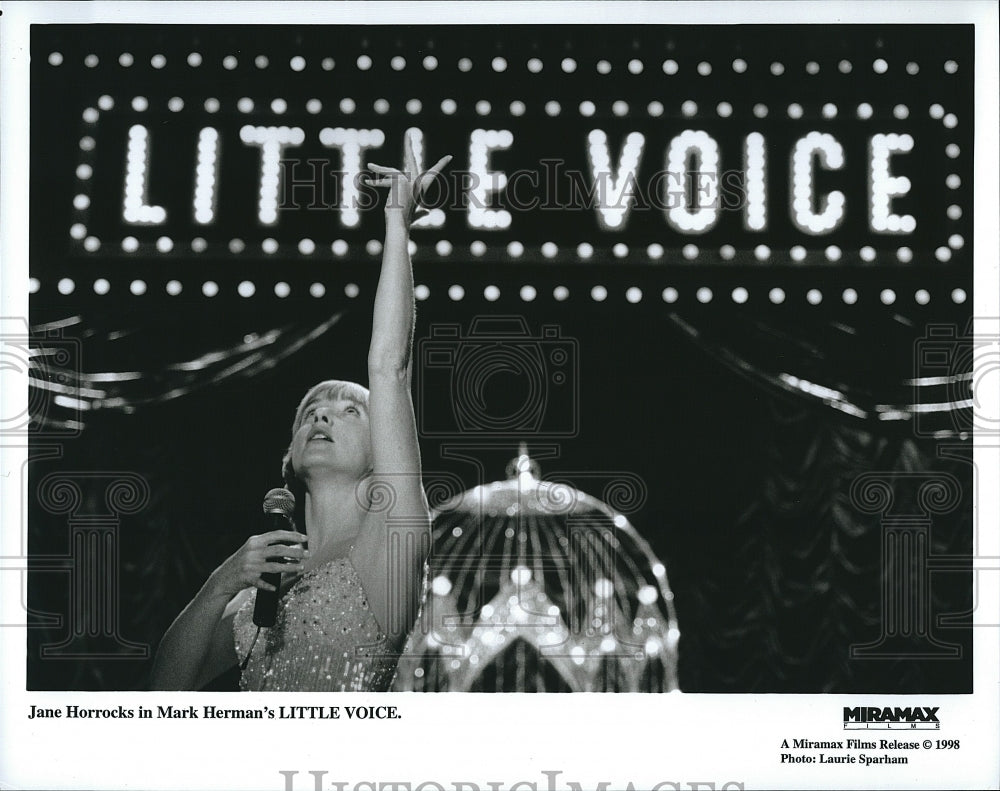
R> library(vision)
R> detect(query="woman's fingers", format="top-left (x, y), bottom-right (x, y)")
top-left (370, 155), bottom-right (450, 179)
top-left (366, 150), bottom-right (451, 218)
top-left (250, 559), bottom-right (304, 575)
top-left (260, 560), bottom-right (304, 574)
top-left (367, 163), bottom-right (402, 175)
top-left (262, 529), bottom-right (308, 542)
top-left (403, 134), bottom-right (419, 177)
top-left (257, 542), bottom-right (307, 561)
top-left (253, 530), bottom-right (308, 547)
top-left (363, 176), bottom-right (398, 188)
top-left (413, 156), bottom-right (452, 203)
top-left (427, 155), bottom-right (453, 175)
top-left (263, 546), bottom-right (309, 564)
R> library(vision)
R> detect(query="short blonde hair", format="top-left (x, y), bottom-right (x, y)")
top-left (281, 380), bottom-right (371, 497)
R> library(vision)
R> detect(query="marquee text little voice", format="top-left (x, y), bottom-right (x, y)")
top-left (118, 125), bottom-right (922, 237)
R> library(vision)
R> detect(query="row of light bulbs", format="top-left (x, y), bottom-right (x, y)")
top-left (32, 277), bottom-right (969, 307)
top-left (86, 92), bottom-right (959, 123)
top-left (71, 233), bottom-right (967, 263)
top-left (47, 50), bottom-right (962, 77)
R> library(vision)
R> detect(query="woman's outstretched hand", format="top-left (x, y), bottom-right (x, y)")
top-left (365, 132), bottom-right (451, 224)
top-left (204, 530), bottom-right (309, 598)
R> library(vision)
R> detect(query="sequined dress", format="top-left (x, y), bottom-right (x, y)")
top-left (233, 557), bottom-right (396, 691)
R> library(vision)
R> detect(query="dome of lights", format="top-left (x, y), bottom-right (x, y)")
top-left (393, 452), bottom-right (680, 692)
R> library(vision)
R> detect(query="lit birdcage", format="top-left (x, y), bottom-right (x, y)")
top-left (394, 452), bottom-right (680, 692)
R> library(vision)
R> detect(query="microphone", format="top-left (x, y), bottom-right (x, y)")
top-left (252, 487), bottom-right (298, 627)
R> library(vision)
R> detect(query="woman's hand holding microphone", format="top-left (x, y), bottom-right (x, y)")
top-left (205, 530), bottom-right (309, 597)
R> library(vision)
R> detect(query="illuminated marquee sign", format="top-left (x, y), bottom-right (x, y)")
top-left (35, 25), bottom-right (971, 266)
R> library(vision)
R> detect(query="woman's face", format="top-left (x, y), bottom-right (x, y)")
top-left (290, 392), bottom-right (373, 483)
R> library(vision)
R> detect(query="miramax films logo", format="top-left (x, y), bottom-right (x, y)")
top-left (843, 706), bottom-right (940, 730)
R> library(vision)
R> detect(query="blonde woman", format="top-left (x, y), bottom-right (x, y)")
top-left (151, 137), bottom-right (449, 691)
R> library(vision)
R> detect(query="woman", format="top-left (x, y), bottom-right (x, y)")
top-left (150, 136), bottom-right (450, 691)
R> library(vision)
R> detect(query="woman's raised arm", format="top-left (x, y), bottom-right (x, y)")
top-left (350, 134), bottom-right (450, 640)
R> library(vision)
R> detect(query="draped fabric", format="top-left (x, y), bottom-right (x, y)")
top-left (663, 310), bottom-right (972, 692)
top-left (679, 407), bottom-right (971, 693)
top-left (29, 312), bottom-right (344, 431)
top-left (667, 311), bottom-right (972, 436)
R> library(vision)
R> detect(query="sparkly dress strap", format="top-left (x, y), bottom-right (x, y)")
top-left (233, 557), bottom-right (396, 692)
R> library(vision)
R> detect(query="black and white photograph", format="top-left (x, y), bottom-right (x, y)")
top-left (1, 2), bottom-right (998, 789)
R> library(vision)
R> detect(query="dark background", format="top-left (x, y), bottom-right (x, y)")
top-left (26, 24), bottom-right (974, 693)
